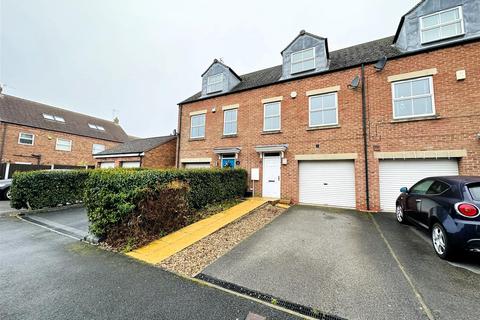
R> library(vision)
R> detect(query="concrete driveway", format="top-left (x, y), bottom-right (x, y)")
top-left (202, 205), bottom-right (480, 320)
top-left (0, 200), bottom-right (17, 216)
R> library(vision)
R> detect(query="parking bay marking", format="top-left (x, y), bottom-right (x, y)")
top-left (370, 214), bottom-right (435, 320)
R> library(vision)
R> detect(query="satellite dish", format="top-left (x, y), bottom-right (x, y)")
top-left (348, 75), bottom-right (360, 89)
top-left (374, 56), bottom-right (387, 71)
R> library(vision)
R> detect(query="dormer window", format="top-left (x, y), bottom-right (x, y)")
top-left (420, 6), bottom-right (464, 44)
top-left (206, 74), bottom-right (224, 94)
top-left (43, 113), bottom-right (65, 123)
top-left (88, 123), bottom-right (105, 131)
top-left (291, 47), bottom-right (315, 74)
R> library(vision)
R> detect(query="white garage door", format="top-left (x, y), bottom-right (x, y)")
top-left (184, 162), bottom-right (210, 169)
top-left (299, 161), bottom-right (356, 208)
top-left (379, 159), bottom-right (459, 212)
top-left (121, 161), bottom-right (141, 168)
top-left (100, 162), bottom-right (115, 169)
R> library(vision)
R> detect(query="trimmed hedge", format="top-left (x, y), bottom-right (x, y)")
top-left (11, 170), bottom-right (90, 210)
top-left (84, 168), bottom-right (248, 236)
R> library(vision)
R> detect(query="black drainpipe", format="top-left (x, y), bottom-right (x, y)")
top-left (0, 123), bottom-right (7, 163)
top-left (361, 64), bottom-right (371, 211)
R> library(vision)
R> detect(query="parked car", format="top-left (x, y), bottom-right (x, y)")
top-left (0, 179), bottom-right (12, 200)
top-left (395, 176), bottom-right (480, 260)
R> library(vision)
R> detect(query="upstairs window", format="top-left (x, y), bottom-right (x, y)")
top-left (18, 132), bottom-right (34, 145)
top-left (92, 144), bottom-right (105, 154)
top-left (223, 109), bottom-right (238, 136)
top-left (43, 114), bottom-right (65, 123)
top-left (263, 102), bottom-right (281, 131)
top-left (420, 6), bottom-right (464, 44)
top-left (392, 76), bottom-right (435, 119)
top-left (88, 123), bottom-right (106, 131)
top-left (190, 114), bottom-right (206, 139)
top-left (309, 92), bottom-right (338, 127)
top-left (291, 47), bottom-right (315, 74)
top-left (206, 74), bottom-right (224, 94)
top-left (56, 138), bottom-right (72, 152)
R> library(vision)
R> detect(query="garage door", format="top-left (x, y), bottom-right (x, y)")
top-left (299, 161), bottom-right (356, 208)
top-left (121, 161), bottom-right (141, 168)
top-left (100, 162), bottom-right (115, 169)
top-left (379, 159), bottom-right (459, 212)
top-left (184, 162), bottom-right (210, 169)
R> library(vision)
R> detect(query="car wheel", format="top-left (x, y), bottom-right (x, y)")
top-left (431, 223), bottom-right (453, 260)
top-left (395, 205), bottom-right (407, 224)
top-left (5, 188), bottom-right (11, 200)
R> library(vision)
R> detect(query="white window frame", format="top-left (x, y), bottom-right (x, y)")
top-left (92, 144), bottom-right (105, 154)
top-left (43, 113), bottom-right (65, 122)
top-left (263, 102), bottom-right (281, 132)
top-left (308, 92), bottom-right (339, 128)
top-left (391, 76), bottom-right (436, 120)
top-left (420, 6), bottom-right (465, 44)
top-left (55, 138), bottom-right (72, 152)
top-left (190, 114), bottom-right (206, 139)
top-left (206, 73), bottom-right (224, 94)
top-left (223, 108), bottom-right (238, 136)
top-left (291, 47), bottom-right (316, 74)
top-left (18, 132), bottom-right (35, 146)
top-left (88, 123), bottom-right (105, 131)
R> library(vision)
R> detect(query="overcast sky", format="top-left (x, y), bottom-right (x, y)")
top-left (0, 0), bottom-right (419, 138)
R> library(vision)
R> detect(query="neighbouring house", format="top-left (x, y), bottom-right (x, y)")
top-left (0, 94), bottom-right (129, 178)
top-left (94, 135), bottom-right (177, 168)
top-left (177, 0), bottom-right (480, 212)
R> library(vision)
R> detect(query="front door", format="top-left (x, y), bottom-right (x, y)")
top-left (262, 154), bottom-right (281, 198)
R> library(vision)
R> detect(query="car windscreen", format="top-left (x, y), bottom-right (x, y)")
top-left (467, 183), bottom-right (480, 201)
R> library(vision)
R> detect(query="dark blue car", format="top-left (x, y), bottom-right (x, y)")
top-left (395, 176), bottom-right (480, 260)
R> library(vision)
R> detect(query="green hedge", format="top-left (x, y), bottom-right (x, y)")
top-left (11, 170), bottom-right (90, 210)
top-left (84, 168), bottom-right (248, 236)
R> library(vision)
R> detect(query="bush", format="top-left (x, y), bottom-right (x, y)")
top-left (84, 168), bottom-right (247, 237)
top-left (11, 170), bottom-right (90, 210)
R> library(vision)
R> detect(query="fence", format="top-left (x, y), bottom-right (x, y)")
top-left (0, 163), bottom-right (94, 180)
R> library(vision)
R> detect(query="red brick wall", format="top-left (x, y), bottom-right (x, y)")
top-left (178, 41), bottom-right (480, 211)
top-left (0, 123), bottom-right (120, 166)
top-left (143, 138), bottom-right (177, 168)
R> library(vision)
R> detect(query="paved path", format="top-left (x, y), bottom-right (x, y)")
top-left (0, 215), bottom-right (301, 320)
top-left (202, 205), bottom-right (480, 320)
top-left (128, 198), bottom-right (268, 264)
top-left (0, 200), bottom-right (17, 216)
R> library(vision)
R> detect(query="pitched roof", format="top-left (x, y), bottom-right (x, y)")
top-left (201, 59), bottom-right (242, 80)
top-left (393, 0), bottom-right (427, 44)
top-left (0, 94), bottom-right (129, 142)
top-left (280, 30), bottom-right (328, 54)
top-left (95, 135), bottom-right (177, 156)
top-left (181, 36), bottom-right (400, 104)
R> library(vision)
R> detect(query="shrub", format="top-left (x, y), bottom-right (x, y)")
top-left (103, 180), bottom-right (191, 250)
top-left (84, 168), bottom-right (248, 237)
top-left (10, 170), bottom-right (90, 210)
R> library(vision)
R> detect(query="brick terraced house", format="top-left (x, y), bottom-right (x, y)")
top-left (94, 135), bottom-right (177, 169)
top-left (177, 0), bottom-right (480, 212)
top-left (0, 94), bottom-right (129, 175)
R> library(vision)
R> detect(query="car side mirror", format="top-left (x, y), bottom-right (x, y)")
top-left (400, 187), bottom-right (408, 193)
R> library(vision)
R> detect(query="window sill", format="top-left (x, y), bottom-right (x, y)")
top-left (261, 130), bottom-right (282, 135)
top-left (390, 115), bottom-right (440, 124)
top-left (222, 134), bottom-right (238, 139)
top-left (189, 137), bottom-right (205, 142)
top-left (307, 125), bottom-right (341, 131)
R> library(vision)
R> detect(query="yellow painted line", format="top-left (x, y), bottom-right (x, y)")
top-left (126, 198), bottom-right (268, 264)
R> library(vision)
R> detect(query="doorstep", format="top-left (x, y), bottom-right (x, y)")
top-left (126, 197), bottom-right (269, 264)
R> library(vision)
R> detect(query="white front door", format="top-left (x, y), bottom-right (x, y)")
top-left (262, 155), bottom-right (281, 198)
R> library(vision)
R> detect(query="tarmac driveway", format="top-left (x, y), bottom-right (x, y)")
top-left (202, 205), bottom-right (480, 320)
